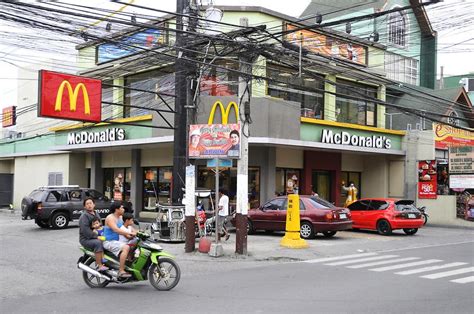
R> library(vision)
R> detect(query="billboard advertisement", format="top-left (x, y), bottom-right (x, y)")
top-left (38, 70), bottom-right (102, 123)
top-left (418, 160), bottom-right (437, 199)
top-left (434, 122), bottom-right (474, 149)
top-left (189, 123), bottom-right (240, 159)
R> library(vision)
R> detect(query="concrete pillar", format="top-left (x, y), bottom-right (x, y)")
top-left (377, 85), bottom-right (386, 129)
top-left (264, 147), bottom-right (276, 202)
top-left (324, 74), bottom-right (336, 121)
top-left (90, 152), bottom-right (103, 192)
top-left (130, 149), bottom-right (143, 217)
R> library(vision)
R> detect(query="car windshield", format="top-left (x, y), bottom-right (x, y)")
top-left (395, 200), bottom-right (417, 211)
top-left (309, 197), bottom-right (335, 209)
top-left (28, 190), bottom-right (44, 202)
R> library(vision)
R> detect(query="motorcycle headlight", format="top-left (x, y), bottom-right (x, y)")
top-left (147, 242), bottom-right (162, 250)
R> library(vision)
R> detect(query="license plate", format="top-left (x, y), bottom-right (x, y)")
top-left (339, 213), bottom-right (347, 219)
top-left (408, 213), bottom-right (416, 219)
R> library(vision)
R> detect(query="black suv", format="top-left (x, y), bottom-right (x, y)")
top-left (21, 186), bottom-right (112, 229)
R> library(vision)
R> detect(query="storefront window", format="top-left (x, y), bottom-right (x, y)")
top-left (267, 64), bottom-right (324, 119)
top-left (143, 167), bottom-right (172, 210)
top-left (276, 168), bottom-right (301, 196)
top-left (200, 59), bottom-right (239, 96)
top-left (124, 67), bottom-right (174, 118)
top-left (340, 172), bottom-right (361, 206)
top-left (436, 159), bottom-right (450, 195)
top-left (103, 168), bottom-right (131, 202)
top-left (336, 80), bottom-right (377, 126)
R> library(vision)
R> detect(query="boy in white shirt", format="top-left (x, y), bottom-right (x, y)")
top-left (119, 212), bottom-right (137, 260)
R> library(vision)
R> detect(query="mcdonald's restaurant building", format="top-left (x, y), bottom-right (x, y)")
top-left (1, 6), bottom-right (414, 214)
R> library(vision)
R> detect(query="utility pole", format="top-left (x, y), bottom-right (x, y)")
top-left (172, 0), bottom-right (188, 205)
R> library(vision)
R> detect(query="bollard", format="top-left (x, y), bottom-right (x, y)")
top-left (280, 194), bottom-right (309, 249)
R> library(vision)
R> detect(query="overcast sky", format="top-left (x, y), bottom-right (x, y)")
top-left (0, 0), bottom-right (473, 109)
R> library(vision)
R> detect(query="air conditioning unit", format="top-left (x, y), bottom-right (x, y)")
top-left (459, 78), bottom-right (474, 92)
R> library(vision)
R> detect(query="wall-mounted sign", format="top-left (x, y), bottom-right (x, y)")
top-left (284, 23), bottom-right (367, 66)
top-left (97, 27), bottom-right (167, 64)
top-left (434, 122), bottom-right (474, 149)
top-left (38, 70), bottom-right (102, 123)
top-left (2, 106), bottom-right (16, 128)
top-left (449, 174), bottom-right (474, 189)
top-left (449, 146), bottom-right (474, 174)
top-left (418, 160), bottom-right (437, 199)
top-left (189, 123), bottom-right (240, 159)
top-left (321, 129), bottom-right (392, 149)
top-left (67, 128), bottom-right (125, 145)
top-left (206, 158), bottom-right (233, 168)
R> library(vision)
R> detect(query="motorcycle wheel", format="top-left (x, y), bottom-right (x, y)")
top-left (148, 257), bottom-right (181, 291)
top-left (82, 257), bottom-right (110, 288)
top-left (423, 214), bottom-right (428, 225)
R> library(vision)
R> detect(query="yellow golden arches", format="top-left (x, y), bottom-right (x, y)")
top-left (207, 100), bottom-right (239, 125)
top-left (54, 81), bottom-right (91, 115)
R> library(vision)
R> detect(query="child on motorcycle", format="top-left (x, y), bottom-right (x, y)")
top-left (91, 217), bottom-right (105, 241)
top-left (119, 212), bottom-right (138, 261)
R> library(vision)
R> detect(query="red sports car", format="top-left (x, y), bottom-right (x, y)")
top-left (347, 198), bottom-right (424, 235)
top-left (245, 195), bottom-right (352, 239)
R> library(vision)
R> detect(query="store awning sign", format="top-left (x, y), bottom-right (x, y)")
top-left (418, 160), bottom-right (437, 199)
top-left (38, 70), bottom-right (102, 123)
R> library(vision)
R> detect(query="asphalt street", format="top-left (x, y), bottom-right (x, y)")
top-left (0, 211), bottom-right (473, 313)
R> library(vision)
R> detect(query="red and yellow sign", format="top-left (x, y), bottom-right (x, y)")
top-left (2, 106), bottom-right (16, 128)
top-left (418, 160), bottom-right (437, 199)
top-left (38, 70), bottom-right (102, 123)
top-left (434, 123), bottom-right (474, 149)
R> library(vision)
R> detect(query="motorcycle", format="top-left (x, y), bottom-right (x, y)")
top-left (418, 206), bottom-right (428, 225)
top-left (77, 231), bottom-right (180, 291)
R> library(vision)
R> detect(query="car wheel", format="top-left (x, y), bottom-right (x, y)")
top-left (247, 220), bottom-right (255, 234)
top-left (51, 212), bottom-right (69, 229)
top-left (403, 228), bottom-right (418, 235)
top-left (322, 231), bottom-right (337, 238)
top-left (300, 221), bottom-right (314, 239)
top-left (35, 219), bottom-right (50, 229)
top-left (376, 219), bottom-right (392, 236)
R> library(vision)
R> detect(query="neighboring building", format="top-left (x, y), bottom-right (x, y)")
top-left (441, 73), bottom-right (474, 104)
top-left (301, 0), bottom-right (437, 88)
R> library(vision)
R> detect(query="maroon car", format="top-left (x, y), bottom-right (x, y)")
top-left (245, 195), bottom-right (352, 239)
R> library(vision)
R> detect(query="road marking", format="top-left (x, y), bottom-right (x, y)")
top-left (325, 255), bottom-right (398, 266)
top-left (421, 267), bottom-right (474, 279)
top-left (450, 276), bottom-right (474, 284)
top-left (379, 240), bottom-right (474, 253)
top-left (302, 253), bottom-right (378, 264)
top-left (396, 262), bottom-right (468, 275)
top-left (370, 259), bottom-right (442, 272)
top-left (348, 257), bottom-right (420, 269)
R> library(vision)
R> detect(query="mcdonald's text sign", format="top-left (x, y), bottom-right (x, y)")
top-left (38, 70), bottom-right (102, 123)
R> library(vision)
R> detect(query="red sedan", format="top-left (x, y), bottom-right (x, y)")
top-left (245, 195), bottom-right (352, 239)
top-left (347, 198), bottom-right (424, 235)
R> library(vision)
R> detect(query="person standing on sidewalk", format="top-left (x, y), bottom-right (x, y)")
top-left (218, 189), bottom-right (230, 241)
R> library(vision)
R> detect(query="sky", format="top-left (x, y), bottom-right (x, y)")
top-left (0, 0), bottom-right (473, 110)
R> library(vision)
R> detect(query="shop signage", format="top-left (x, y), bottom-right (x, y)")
top-left (434, 123), bottom-right (474, 149)
top-left (188, 123), bottom-right (240, 159)
top-left (284, 23), bottom-right (367, 66)
top-left (2, 106), bottom-right (16, 127)
top-left (449, 146), bottom-right (474, 174)
top-left (38, 70), bottom-right (102, 123)
top-left (321, 129), bottom-right (392, 149)
top-left (206, 159), bottom-right (232, 168)
top-left (97, 27), bottom-right (167, 64)
top-left (67, 128), bottom-right (125, 145)
top-left (449, 174), bottom-right (474, 189)
top-left (418, 160), bottom-right (437, 199)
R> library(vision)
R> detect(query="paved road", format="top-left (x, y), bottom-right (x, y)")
top-left (0, 211), bottom-right (473, 313)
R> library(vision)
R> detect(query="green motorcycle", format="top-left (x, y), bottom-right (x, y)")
top-left (77, 231), bottom-right (180, 291)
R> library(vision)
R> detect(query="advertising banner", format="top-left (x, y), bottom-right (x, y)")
top-left (38, 70), bottom-right (102, 123)
top-left (284, 23), bottom-right (367, 66)
top-left (418, 160), bottom-right (437, 199)
top-left (449, 146), bottom-right (474, 174)
top-left (449, 174), bottom-right (474, 189)
top-left (434, 122), bottom-right (474, 149)
top-left (2, 106), bottom-right (16, 127)
top-left (189, 123), bottom-right (241, 159)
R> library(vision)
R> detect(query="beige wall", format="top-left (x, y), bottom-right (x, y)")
top-left (362, 156), bottom-right (388, 198)
top-left (276, 148), bottom-right (303, 169)
top-left (102, 150), bottom-right (131, 168)
top-left (341, 154), bottom-right (364, 172)
top-left (0, 160), bottom-right (14, 173)
top-left (141, 147), bottom-right (173, 167)
top-left (69, 153), bottom-right (87, 187)
top-left (417, 196), bottom-right (473, 228)
top-left (388, 159), bottom-right (405, 198)
top-left (13, 154), bottom-right (70, 208)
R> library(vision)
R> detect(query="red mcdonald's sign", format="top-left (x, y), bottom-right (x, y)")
top-left (38, 70), bottom-right (102, 123)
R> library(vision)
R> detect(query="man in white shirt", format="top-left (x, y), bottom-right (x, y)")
top-left (217, 189), bottom-right (230, 241)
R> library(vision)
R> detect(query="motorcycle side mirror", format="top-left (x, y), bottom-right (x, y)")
top-left (133, 219), bottom-right (140, 225)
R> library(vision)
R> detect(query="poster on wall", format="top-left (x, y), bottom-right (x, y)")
top-left (188, 123), bottom-right (241, 159)
top-left (418, 160), bottom-right (437, 199)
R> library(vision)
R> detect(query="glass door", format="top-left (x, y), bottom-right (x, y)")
top-left (312, 170), bottom-right (332, 202)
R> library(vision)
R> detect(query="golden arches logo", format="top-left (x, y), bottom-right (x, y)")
top-left (55, 81), bottom-right (91, 115)
top-left (207, 101), bottom-right (239, 125)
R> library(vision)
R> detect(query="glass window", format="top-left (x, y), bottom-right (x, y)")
top-left (388, 11), bottom-right (406, 47)
top-left (124, 67), bottom-right (175, 118)
top-left (103, 168), bottom-right (131, 202)
top-left (348, 200), bottom-right (370, 211)
top-left (200, 59), bottom-right (239, 96)
top-left (47, 191), bottom-right (62, 202)
top-left (340, 171), bottom-right (361, 206)
top-left (276, 168), bottom-right (301, 196)
top-left (68, 190), bottom-right (82, 201)
top-left (143, 167), bottom-right (172, 210)
top-left (85, 189), bottom-right (106, 201)
top-left (267, 64), bottom-right (324, 119)
top-left (369, 200), bottom-right (389, 210)
top-left (263, 198), bottom-right (285, 210)
top-left (309, 197), bottom-right (335, 209)
top-left (385, 53), bottom-right (418, 85)
top-left (336, 80), bottom-right (377, 126)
